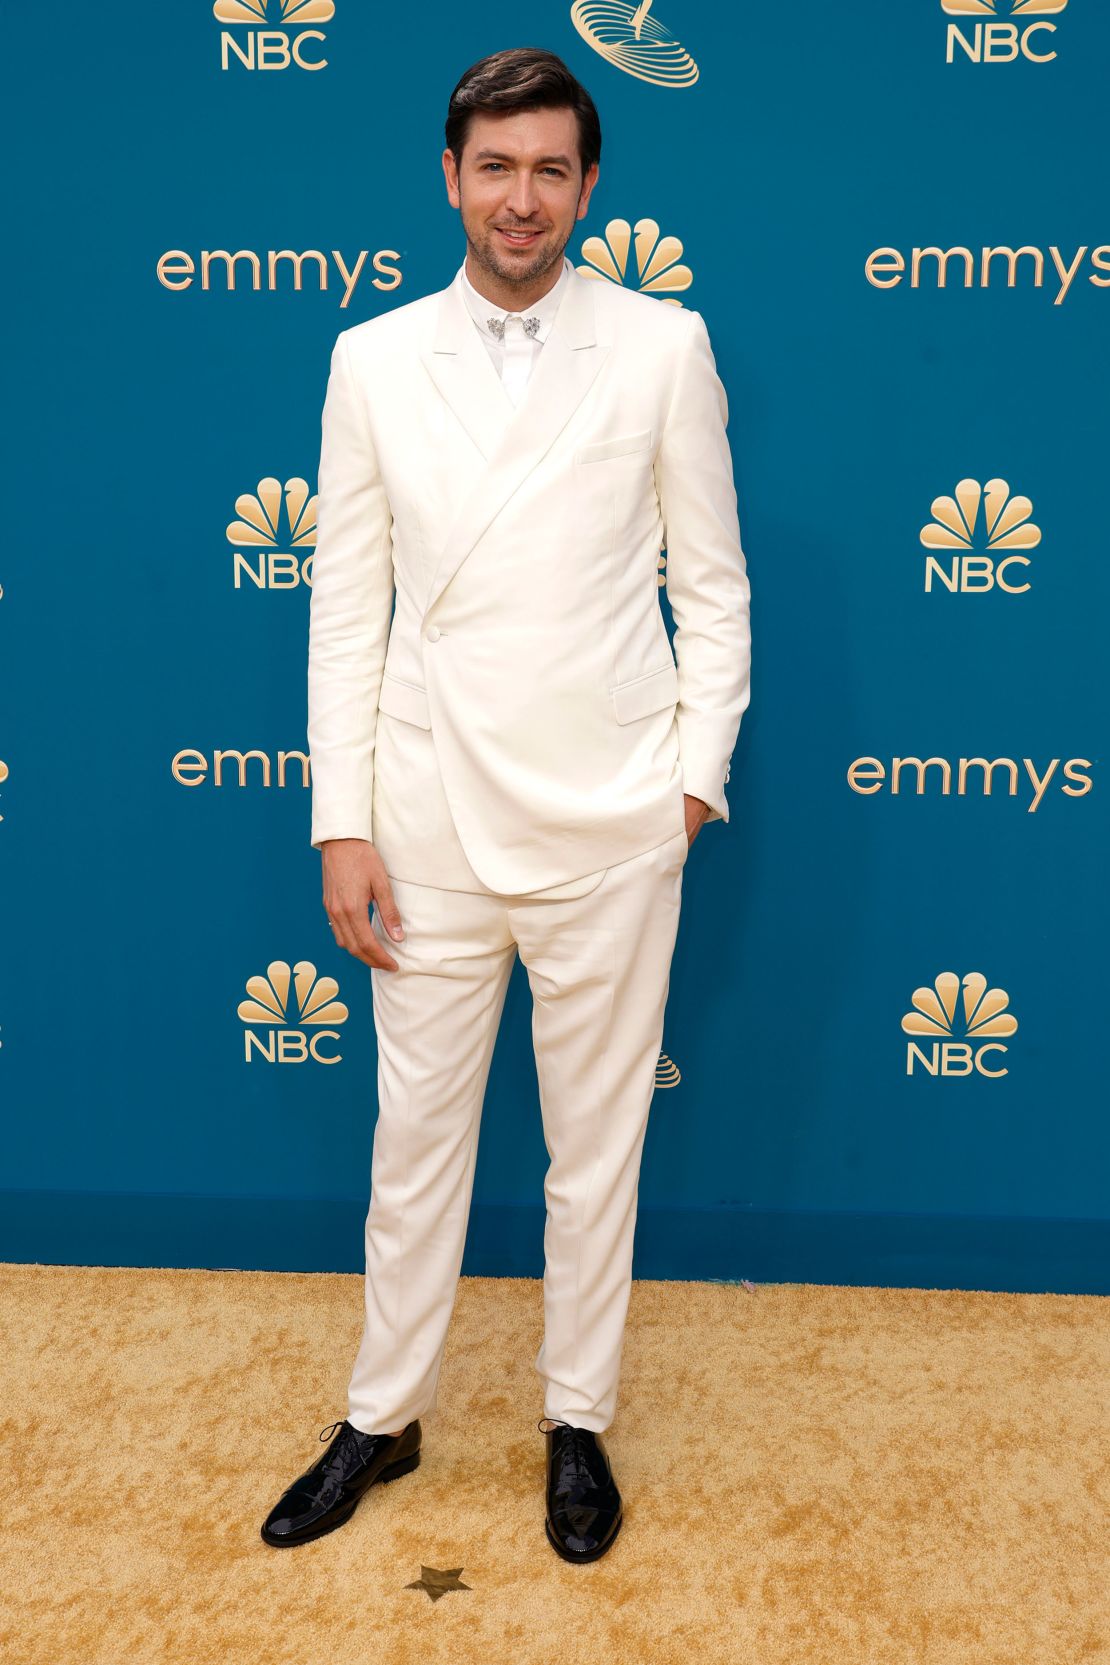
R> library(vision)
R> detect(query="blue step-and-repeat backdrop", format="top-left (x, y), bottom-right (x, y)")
top-left (2, 2), bottom-right (1108, 1293)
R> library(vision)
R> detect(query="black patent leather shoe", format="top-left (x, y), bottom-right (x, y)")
top-left (261, 1417), bottom-right (421, 1547)
top-left (539, 1416), bottom-right (623, 1562)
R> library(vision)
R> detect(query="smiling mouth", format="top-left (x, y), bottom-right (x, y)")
top-left (496, 227), bottom-right (543, 243)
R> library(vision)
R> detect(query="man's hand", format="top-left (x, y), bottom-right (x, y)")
top-left (684, 793), bottom-right (711, 847)
top-left (321, 838), bottom-right (405, 972)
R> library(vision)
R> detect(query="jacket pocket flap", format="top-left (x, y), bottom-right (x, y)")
top-left (377, 673), bottom-right (432, 729)
top-left (610, 661), bottom-right (679, 724)
top-left (575, 429), bottom-right (653, 464)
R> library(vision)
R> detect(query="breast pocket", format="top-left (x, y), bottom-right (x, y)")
top-left (574, 429), bottom-right (654, 465)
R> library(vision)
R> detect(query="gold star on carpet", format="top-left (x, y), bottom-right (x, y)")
top-left (404, 1565), bottom-right (473, 1602)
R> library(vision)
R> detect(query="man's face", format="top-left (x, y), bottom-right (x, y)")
top-left (443, 106), bottom-right (599, 290)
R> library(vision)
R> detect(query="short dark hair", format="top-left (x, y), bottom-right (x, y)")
top-left (445, 46), bottom-right (602, 181)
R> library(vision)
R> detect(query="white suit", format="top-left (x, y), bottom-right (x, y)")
top-left (307, 254), bottom-right (750, 892)
top-left (306, 251), bottom-right (751, 1433)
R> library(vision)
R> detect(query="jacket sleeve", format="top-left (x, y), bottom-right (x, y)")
top-left (306, 328), bottom-right (396, 849)
top-left (655, 308), bottom-right (752, 824)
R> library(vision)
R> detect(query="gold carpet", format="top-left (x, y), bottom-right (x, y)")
top-left (1, 1263), bottom-right (1107, 1665)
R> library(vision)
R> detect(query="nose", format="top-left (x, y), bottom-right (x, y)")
top-left (504, 171), bottom-right (541, 220)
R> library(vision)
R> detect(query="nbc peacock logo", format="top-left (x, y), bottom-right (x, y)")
top-left (902, 971), bottom-right (1018, 1077)
top-left (237, 959), bottom-right (348, 1064)
top-left (569, 0), bottom-right (698, 87)
top-left (576, 219), bottom-right (691, 305)
top-left (655, 1051), bottom-right (681, 1089)
top-left (0, 758), bottom-right (7, 823)
top-left (942, 0), bottom-right (1066, 11)
top-left (942, 0), bottom-right (1067, 64)
top-left (920, 478), bottom-right (1040, 594)
top-left (226, 476), bottom-right (316, 590)
top-left (213, 0), bottom-right (334, 72)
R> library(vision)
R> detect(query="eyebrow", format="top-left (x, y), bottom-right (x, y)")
top-left (471, 149), bottom-right (574, 168)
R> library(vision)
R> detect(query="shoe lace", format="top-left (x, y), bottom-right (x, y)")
top-left (315, 1419), bottom-right (368, 1480)
top-left (537, 1416), bottom-right (600, 1488)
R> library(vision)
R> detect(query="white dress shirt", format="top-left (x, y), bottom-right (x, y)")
top-left (458, 254), bottom-right (572, 406)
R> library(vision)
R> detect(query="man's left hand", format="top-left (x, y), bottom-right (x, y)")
top-left (684, 793), bottom-right (711, 848)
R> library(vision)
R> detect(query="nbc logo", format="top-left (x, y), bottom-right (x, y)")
top-left (213, 0), bottom-right (334, 72)
top-left (942, 0), bottom-right (1067, 64)
top-left (920, 478), bottom-right (1040, 594)
top-left (0, 758), bottom-right (7, 822)
top-left (569, 0), bottom-right (698, 87)
top-left (227, 477), bottom-right (316, 589)
top-left (655, 1051), bottom-right (681, 1088)
top-left (576, 218), bottom-right (691, 304)
top-left (238, 960), bottom-right (348, 1063)
top-left (902, 971), bottom-right (1018, 1077)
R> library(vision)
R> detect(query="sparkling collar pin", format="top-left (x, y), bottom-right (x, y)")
top-left (487, 315), bottom-right (541, 340)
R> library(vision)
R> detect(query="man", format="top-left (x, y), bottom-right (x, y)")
top-left (261, 45), bottom-right (750, 1562)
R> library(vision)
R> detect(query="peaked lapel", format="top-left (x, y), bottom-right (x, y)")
top-left (418, 260), bottom-right (612, 615)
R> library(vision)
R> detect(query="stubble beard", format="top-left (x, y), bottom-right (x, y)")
top-left (465, 219), bottom-right (575, 296)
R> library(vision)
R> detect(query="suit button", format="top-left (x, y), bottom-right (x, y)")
top-left (425, 625), bottom-right (441, 642)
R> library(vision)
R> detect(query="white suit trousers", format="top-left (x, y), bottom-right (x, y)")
top-left (345, 824), bottom-right (689, 1436)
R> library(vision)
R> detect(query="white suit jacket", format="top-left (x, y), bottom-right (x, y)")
top-left (306, 257), bottom-right (751, 895)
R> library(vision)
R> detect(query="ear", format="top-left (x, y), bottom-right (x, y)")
top-left (577, 161), bottom-right (600, 218)
top-left (442, 146), bottom-right (461, 208)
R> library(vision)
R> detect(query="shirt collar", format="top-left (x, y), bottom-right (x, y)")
top-left (458, 253), bottom-right (572, 344)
